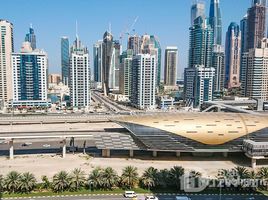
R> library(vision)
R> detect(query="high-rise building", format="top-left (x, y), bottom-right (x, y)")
top-left (212, 45), bottom-right (225, 93)
top-left (25, 24), bottom-right (36, 50)
top-left (240, 15), bottom-right (248, 55)
top-left (127, 35), bottom-right (141, 55)
top-left (188, 16), bottom-right (214, 69)
top-left (61, 37), bottom-right (70, 86)
top-left (0, 20), bottom-right (14, 103)
top-left (48, 74), bottom-right (61, 85)
top-left (93, 40), bottom-right (103, 84)
top-left (109, 40), bottom-right (121, 91)
top-left (12, 42), bottom-right (48, 107)
top-left (247, 1), bottom-right (266, 50)
top-left (131, 54), bottom-right (156, 110)
top-left (102, 31), bottom-right (113, 95)
top-left (119, 49), bottom-right (133, 97)
top-left (69, 36), bottom-right (91, 108)
top-left (141, 34), bottom-right (161, 87)
top-left (191, 1), bottom-right (205, 25)
top-left (209, 0), bottom-right (222, 45)
top-left (164, 46), bottom-right (178, 86)
top-left (241, 38), bottom-right (268, 100)
top-left (225, 22), bottom-right (241, 89)
top-left (185, 16), bottom-right (214, 106)
top-left (194, 66), bottom-right (215, 107)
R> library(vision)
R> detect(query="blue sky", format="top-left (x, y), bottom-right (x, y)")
top-left (2, 0), bottom-right (249, 77)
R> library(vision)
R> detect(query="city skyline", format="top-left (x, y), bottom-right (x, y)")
top-left (2, 0), bottom-right (249, 77)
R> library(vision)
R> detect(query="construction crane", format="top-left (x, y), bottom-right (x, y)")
top-left (119, 16), bottom-right (139, 46)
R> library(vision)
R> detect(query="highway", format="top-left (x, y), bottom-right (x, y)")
top-left (1, 193), bottom-right (266, 200)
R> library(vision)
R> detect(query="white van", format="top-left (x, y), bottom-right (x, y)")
top-left (124, 191), bottom-right (137, 198)
top-left (175, 196), bottom-right (191, 200)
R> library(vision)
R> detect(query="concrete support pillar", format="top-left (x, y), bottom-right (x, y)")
top-left (153, 151), bottom-right (157, 157)
top-left (129, 149), bottom-right (134, 158)
top-left (251, 158), bottom-right (257, 169)
top-left (62, 138), bottom-right (66, 158)
top-left (176, 151), bottom-right (181, 157)
top-left (102, 149), bottom-right (111, 157)
top-left (223, 152), bottom-right (228, 158)
top-left (9, 139), bottom-right (14, 160)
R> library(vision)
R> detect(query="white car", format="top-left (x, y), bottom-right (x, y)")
top-left (145, 196), bottom-right (159, 200)
top-left (175, 196), bottom-right (191, 200)
top-left (124, 191), bottom-right (137, 198)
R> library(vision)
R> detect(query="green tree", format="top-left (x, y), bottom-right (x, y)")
top-left (170, 166), bottom-right (184, 189)
top-left (157, 169), bottom-right (171, 188)
top-left (18, 172), bottom-right (37, 194)
top-left (88, 168), bottom-right (103, 190)
top-left (257, 167), bottom-right (268, 190)
top-left (234, 167), bottom-right (249, 179)
top-left (141, 167), bottom-right (158, 191)
top-left (101, 167), bottom-right (118, 190)
top-left (40, 175), bottom-right (50, 190)
top-left (52, 171), bottom-right (70, 192)
top-left (121, 166), bottom-right (139, 189)
top-left (70, 168), bottom-right (86, 191)
top-left (4, 171), bottom-right (20, 193)
top-left (0, 174), bottom-right (4, 193)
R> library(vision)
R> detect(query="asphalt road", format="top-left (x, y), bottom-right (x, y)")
top-left (1, 194), bottom-right (266, 200)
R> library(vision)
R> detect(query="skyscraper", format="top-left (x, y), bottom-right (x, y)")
top-left (240, 15), bottom-right (248, 55)
top-left (119, 49), bottom-right (133, 97)
top-left (69, 36), bottom-right (91, 108)
top-left (93, 40), bottom-right (103, 85)
top-left (164, 46), bottom-right (178, 86)
top-left (131, 54), bottom-right (156, 110)
top-left (127, 35), bottom-right (141, 55)
top-left (141, 34), bottom-right (161, 87)
top-left (225, 22), bottom-right (241, 89)
top-left (241, 38), bottom-right (268, 100)
top-left (212, 45), bottom-right (225, 93)
top-left (0, 20), bottom-right (14, 103)
top-left (12, 42), bottom-right (48, 107)
top-left (185, 16), bottom-right (214, 106)
top-left (188, 17), bottom-right (213, 69)
top-left (25, 24), bottom-right (36, 50)
top-left (109, 40), bottom-right (121, 91)
top-left (247, 1), bottom-right (266, 49)
top-left (194, 66), bottom-right (215, 107)
top-left (209, 0), bottom-right (222, 45)
top-left (102, 31), bottom-right (113, 96)
top-left (61, 37), bottom-right (69, 86)
top-left (191, 1), bottom-right (205, 25)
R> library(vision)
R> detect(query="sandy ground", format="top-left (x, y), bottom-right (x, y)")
top-left (0, 154), bottom-right (251, 181)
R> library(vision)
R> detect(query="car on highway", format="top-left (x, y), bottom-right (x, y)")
top-left (42, 144), bottom-right (51, 148)
top-left (124, 191), bottom-right (137, 198)
top-left (175, 196), bottom-right (191, 200)
top-left (21, 142), bottom-right (32, 147)
top-left (145, 195), bottom-right (159, 200)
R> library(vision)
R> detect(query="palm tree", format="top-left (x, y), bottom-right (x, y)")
top-left (52, 171), bottom-right (70, 192)
top-left (70, 168), bottom-right (86, 191)
top-left (18, 172), bottom-right (37, 194)
top-left (170, 166), bottom-right (185, 189)
top-left (40, 175), bottom-right (50, 190)
top-left (157, 169), bottom-right (171, 188)
top-left (88, 168), bottom-right (102, 190)
top-left (101, 167), bottom-right (119, 190)
top-left (4, 171), bottom-right (20, 193)
top-left (257, 167), bottom-right (268, 190)
top-left (141, 167), bottom-right (158, 191)
top-left (234, 167), bottom-right (249, 179)
top-left (121, 166), bottom-right (139, 189)
top-left (0, 174), bottom-right (4, 193)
